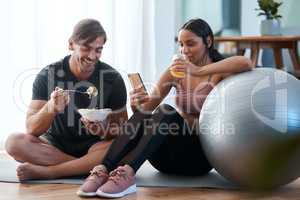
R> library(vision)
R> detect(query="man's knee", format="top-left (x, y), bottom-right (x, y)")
top-left (88, 140), bottom-right (113, 153)
top-left (5, 133), bottom-right (35, 157)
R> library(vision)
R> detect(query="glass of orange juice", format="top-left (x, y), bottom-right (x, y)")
top-left (170, 54), bottom-right (186, 78)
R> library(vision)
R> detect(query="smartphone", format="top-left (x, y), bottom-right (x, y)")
top-left (127, 73), bottom-right (148, 94)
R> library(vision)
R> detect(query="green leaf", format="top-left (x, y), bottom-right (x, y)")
top-left (255, 0), bottom-right (283, 19)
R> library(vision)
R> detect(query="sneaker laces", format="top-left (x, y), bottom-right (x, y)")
top-left (89, 166), bottom-right (107, 178)
top-left (108, 168), bottom-right (129, 185)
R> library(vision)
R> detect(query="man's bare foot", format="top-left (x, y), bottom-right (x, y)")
top-left (16, 163), bottom-right (54, 181)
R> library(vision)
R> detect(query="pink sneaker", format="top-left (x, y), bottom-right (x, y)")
top-left (77, 165), bottom-right (108, 197)
top-left (96, 165), bottom-right (137, 198)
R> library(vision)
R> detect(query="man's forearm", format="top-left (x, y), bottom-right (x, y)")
top-left (26, 102), bottom-right (57, 136)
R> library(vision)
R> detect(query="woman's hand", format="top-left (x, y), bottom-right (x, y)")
top-left (129, 86), bottom-right (150, 112)
top-left (169, 59), bottom-right (201, 77)
top-left (81, 117), bottom-right (110, 137)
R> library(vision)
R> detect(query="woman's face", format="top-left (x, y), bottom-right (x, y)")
top-left (177, 29), bottom-right (209, 65)
top-left (70, 36), bottom-right (105, 74)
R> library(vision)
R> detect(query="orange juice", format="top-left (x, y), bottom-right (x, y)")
top-left (170, 70), bottom-right (185, 78)
top-left (170, 54), bottom-right (186, 78)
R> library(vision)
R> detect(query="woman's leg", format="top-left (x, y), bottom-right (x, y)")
top-left (149, 132), bottom-right (212, 176)
top-left (117, 104), bottom-right (212, 175)
top-left (101, 111), bottom-right (151, 171)
top-left (78, 111), bottom-right (152, 196)
top-left (148, 112), bottom-right (212, 176)
top-left (95, 104), bottom-right (181, 198)
top-left (95, 104), bottom-right (211, 198)
top-left (118, 104), bottom-right (186, 172)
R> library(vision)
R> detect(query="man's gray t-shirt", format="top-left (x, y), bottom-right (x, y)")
top-left (32, 55), bottom-right (127, 157)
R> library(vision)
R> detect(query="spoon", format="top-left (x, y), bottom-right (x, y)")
top-left (65, 86), bottom-right (98, 98)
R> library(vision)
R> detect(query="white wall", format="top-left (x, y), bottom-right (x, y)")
top-left (154, 0), bottom-right (177, 79)
top-left (241, 0), bottom-right (260, 36)
top-left (280, 0), bottom-right (300, 28)
top-left (181, 0), bottom-right (222, 33)
top-left (152, 0), bottom-right (179, 107)
top-left (280, 0), bottom-right (300, 72)
top-left (177, 0), bottom-right (224, 58)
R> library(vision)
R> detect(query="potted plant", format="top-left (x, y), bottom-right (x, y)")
top-left (255, 0), bottom-right (283, 35)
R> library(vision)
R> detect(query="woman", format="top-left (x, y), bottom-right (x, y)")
top-left (77, 18), bottom-right (253, 198)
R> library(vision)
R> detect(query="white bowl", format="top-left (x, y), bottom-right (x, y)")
top-left (78, 108), bottom-right (112, 122)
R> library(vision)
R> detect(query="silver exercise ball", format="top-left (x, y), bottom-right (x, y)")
top-left (199, 68), bottom-right (300, 189)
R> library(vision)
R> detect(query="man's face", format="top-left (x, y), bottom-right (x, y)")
top-left (71, 36), bottom-right (105, 74)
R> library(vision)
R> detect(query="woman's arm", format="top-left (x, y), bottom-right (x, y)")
top-left (171, 56), bottom-right (254, 79)
top-left (196, 56), bottom-right (254, 78)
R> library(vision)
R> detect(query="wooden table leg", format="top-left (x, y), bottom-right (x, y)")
top-left (272, 47), bottom-right (284, 70)
top-left (288, 42), bottom-right (300, 77)
top-left (236, 42), bottom-right (246, 56)
top-left (237, 48), bottom-right (246, 56)
top-left (250, 43), bottom-right (259, 66)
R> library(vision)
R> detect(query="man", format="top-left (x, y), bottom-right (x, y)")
top-left (5, 19), bottom-right (128, 180)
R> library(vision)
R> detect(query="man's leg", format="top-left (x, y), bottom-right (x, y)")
top-left (14, 140), bottom-right (112, 180)
top-left (5, 133), bottom-right (75, 166)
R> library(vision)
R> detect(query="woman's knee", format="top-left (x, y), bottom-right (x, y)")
top-left (153, 104), bottom-right (181, 124)
top-left (154, 104), bottom-right (176, 114)
top-left (153, 104), bottom-right (179, 120)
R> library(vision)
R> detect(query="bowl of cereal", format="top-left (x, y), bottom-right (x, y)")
top-left (78, 108), bottom-right (112, 122)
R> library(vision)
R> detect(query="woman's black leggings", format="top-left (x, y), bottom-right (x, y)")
top-left (102, 104), bottom-right (212, 176)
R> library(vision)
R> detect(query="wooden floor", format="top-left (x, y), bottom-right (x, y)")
top-left (1, 153), bottom-right (300, 200)
top-left (3, 183), bottom-right (300, 200)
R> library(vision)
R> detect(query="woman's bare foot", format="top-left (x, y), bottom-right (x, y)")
top-left (16, 163), bottom-right (54, 181)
